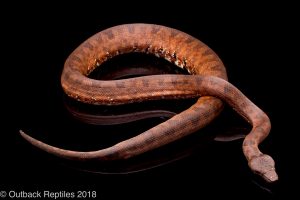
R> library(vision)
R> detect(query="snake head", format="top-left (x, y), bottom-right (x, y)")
top-left (249, 154), bottom-right (278, 183)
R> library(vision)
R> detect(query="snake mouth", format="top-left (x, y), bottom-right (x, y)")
top-left (261, 169), bottom-right (278, 183)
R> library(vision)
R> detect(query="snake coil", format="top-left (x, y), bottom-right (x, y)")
top-left (20, 24), bottom-right (278, 182)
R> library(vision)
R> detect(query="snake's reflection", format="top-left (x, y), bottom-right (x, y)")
top-left (63, 95), bottom-right (248, 174)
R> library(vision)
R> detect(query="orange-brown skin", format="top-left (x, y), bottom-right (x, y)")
top-left (19, 24), bottom-right (278, 182)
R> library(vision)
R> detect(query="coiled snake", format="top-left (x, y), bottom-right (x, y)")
top-left (19, 23), bottom-right (278, 182)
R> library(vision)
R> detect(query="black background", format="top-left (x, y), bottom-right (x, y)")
top-left (1, 2), bottom-right (296, 199)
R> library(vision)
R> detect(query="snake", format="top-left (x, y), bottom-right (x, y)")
top-left (19, 23), bottom-right (278, 182)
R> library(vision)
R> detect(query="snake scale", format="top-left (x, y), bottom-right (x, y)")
top-left (20, 23), bottom-right (278, 182)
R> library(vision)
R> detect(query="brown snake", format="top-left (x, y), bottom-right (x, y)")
top-left (19, 23), bottom-right (278, 182)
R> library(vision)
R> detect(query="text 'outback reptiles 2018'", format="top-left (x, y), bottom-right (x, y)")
top-left (20, 23), bottom-right (278, 183)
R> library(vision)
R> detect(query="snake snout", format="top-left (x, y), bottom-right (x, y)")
top-left (249, 154), bottom-right (278, 183)
top-left (262, 168), bottom-right (278, 183)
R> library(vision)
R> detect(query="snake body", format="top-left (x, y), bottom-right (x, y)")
top-left (20, 24), bottom-right (278, 182)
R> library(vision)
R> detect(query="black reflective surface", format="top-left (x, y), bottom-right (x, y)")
top-left (2, 6), bottom-right (293, 199)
